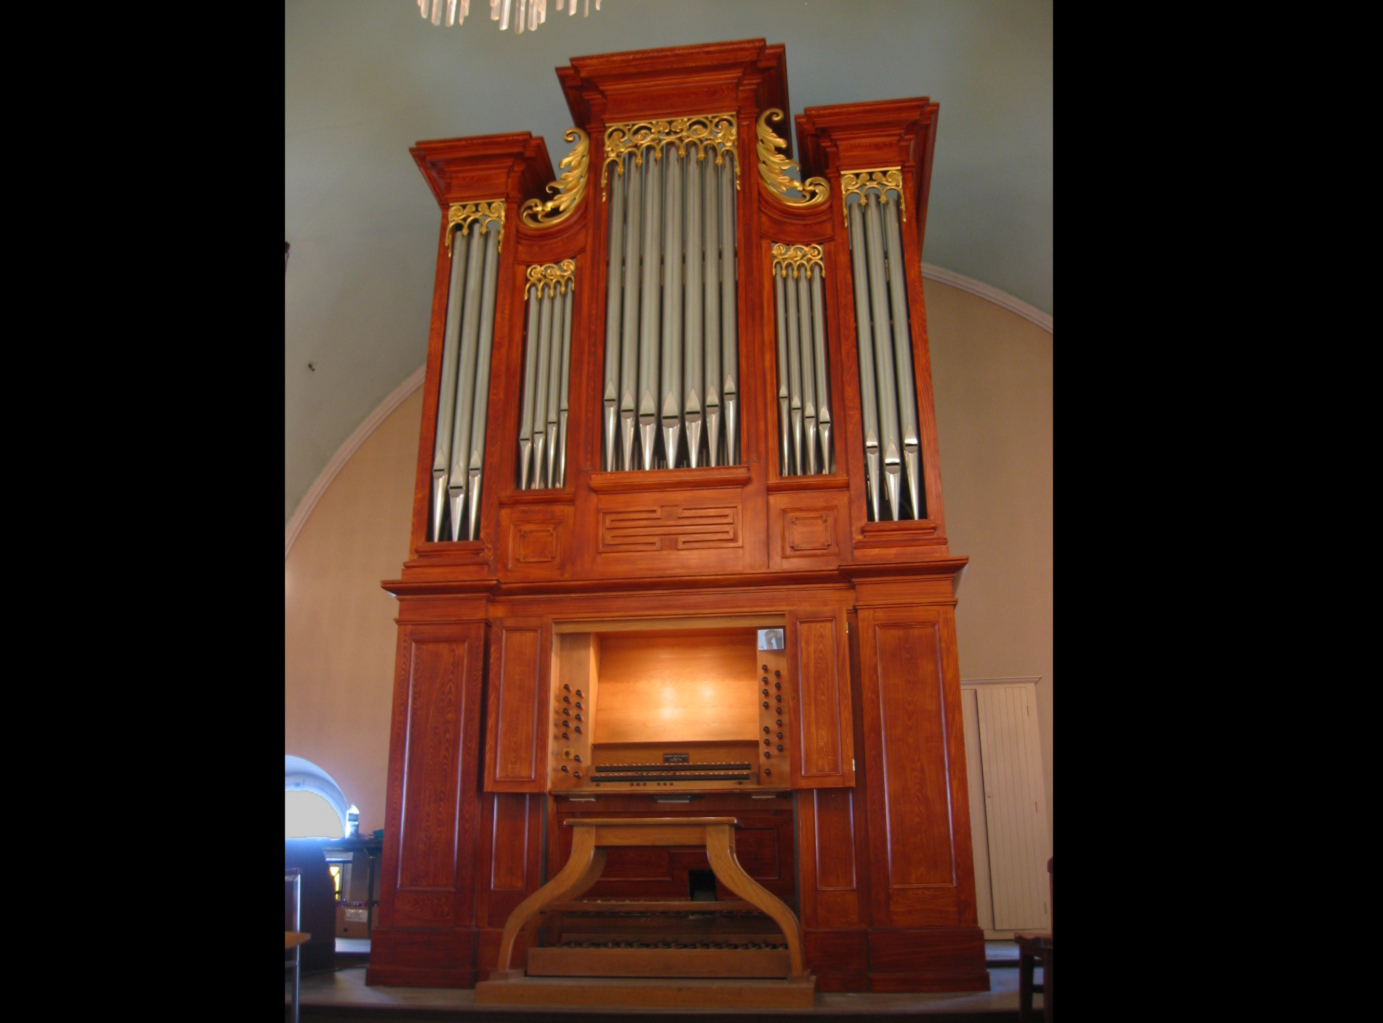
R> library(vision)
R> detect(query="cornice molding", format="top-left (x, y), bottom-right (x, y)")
top-left (285, 364), bottom-right (427, 558)
top-left (960, 676), bottom-right (1043, 688)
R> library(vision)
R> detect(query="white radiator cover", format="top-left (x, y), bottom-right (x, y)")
top-left (961, 678), bottom-right (1050, 934)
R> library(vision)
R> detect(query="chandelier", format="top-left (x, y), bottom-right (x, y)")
top-left (418, 0), bottom-right (602, 35)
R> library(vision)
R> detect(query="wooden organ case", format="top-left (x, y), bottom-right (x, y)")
top-left (365, 40), bottom-right (988, 998)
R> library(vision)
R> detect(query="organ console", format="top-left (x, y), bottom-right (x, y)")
top-left (366, 40), bottom-right (988, 1002)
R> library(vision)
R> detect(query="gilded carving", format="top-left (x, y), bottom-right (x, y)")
top-left (839, 167), bottom-right (905, 229)
top-left (755, 109), bottom-right (829, 209)
top-left (445, 200), bottom-right (506, 254)
top-left (602, 113), bottom-right (739, 202)
top-left (520, 127), bottom-right (589, 228)
top-left (771, 242), bottom-right (825, 280)
top-left (524, 258), bottom-right (576, 298)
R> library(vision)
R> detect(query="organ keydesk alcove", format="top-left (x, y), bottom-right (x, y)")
top-left (364, 40), bottom-right (988, 1000)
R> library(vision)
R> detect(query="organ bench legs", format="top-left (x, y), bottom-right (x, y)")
top-left (492, 816), bottom-right (806, 978)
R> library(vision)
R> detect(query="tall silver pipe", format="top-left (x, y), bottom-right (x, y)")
top-left (847, 200), bottom-right (882, 520)
top-left (466, 225), bottom-right (501, 539)
top-left (796, 270), bottom-right (818, 475)
top-left (555, 280), bottom-right (574, 488)
top-left (619, 153), bottom-right (642, 471)
top-left (447, 226), bottom-right (488, 539)
top-left (863, 194), bottom-right (902, 519)
top-left (785, 263), bottom-right (804, 476)
top-left (810, 269), bottom-right (831, 474)
top-left (660, 145), bottom-right (683, 468)
top-left (719, 155), bottom-right (738, 465)
top-left (531, 286), bottom-right (555, 489)
top-left (773, 267), bottom-right (790, 476)
top-left (638, 151), bottom-right (663, 470)
top-left (544, 281), bottom-right (565, 489)
top-left (683, 147), bottom-right (704, 468)
top-left (430, 225), bottom-right (469, 542)
top-left (517, 283), bottom-right (541, 490)
top-left (703, 155), bottom-right (722, 467)
top-left (881, 195), bottom-right (921, 518)
top-left (603, 164), bottom-right (625, 471)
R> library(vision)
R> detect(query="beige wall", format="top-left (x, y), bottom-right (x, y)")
top-left (285, 388), bottom-right (421, 837)
top-left (926, 279), bottom-right (1053, 834)
top-left (283, 278), bottom-right (1052, 841)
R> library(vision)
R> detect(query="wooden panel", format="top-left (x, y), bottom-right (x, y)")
top-left (873, 619), bottom-right (952, 887)
top-left (485, 620), bottom-right (548, 791)
top-left (594, 630), bottom-right (759, 745)
top-left (812, 788), bottom-right (858, 892)
top-left (857, 605), bottom-right (980, 930)
top-left (397, 638), bottom-right (469, 891)
top-left (974, 683), bottom-right (1050, 932)
top-left (385, 625), bottom-right (484, 933)
top-left (789, 610), bottom-right (854, 785)
top-left (490, 794), bottom-right (534, 892)
top-left (599, 503), bottom-right (742, 553)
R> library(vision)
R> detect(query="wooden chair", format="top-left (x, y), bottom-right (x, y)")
top-left (1014, 857), bottom-right (1052, 1023)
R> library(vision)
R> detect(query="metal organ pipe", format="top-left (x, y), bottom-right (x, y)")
top-left (785, 258), bottom-right (804, 476)
top-left (702, 154), bottom-right (722, 467)
top-left (516, 260), bottom-right (577, 491)
top-left (719, 157), bottom-right (738, 467)
top-left (844, 175), bottom-right (923, 521)
top-left (602, 165), bottom-right (624, 472)
top-left (600, 115), bottom-right (740, 472)
top-left (881, 195), bottom-right (923, 519)
top-left (796, 271), bottom-right (818, 475)
top-left (619, 153), bottom-right (642, 473)
top-left (430, 224), bottom-right (470, 542)
top-left (810, 270), bottom-right (832, 474)
top-left (466, 227), bottom-right (501, 538)
top-left (660, 143), bottom-right (683, 468)
top-left (637, 151), bottom-right (663, 470)
top-left (773, 268), bottom-right (791, 477)
top-left (846, 200), bottom-right (882, 521)
top-left (770, 243), bottom-right (832, 478)
top-left (683, 146), bottom-right (704, 468)
top-left (429, 205), bottom-right (503, 542)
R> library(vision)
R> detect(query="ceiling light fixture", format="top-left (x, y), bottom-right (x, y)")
top-left (418, 0), bottom-right (601, 35)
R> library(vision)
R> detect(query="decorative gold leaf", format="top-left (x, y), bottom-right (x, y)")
top-left (756, 109), bottom-right (828, 209)
top-left (524, 258), bottom-right (577, 298)
top-left (771, 242), bottom-right (825, 280)
top-left (602, 113), bottom-right (739, 202)
top-left (840, 168), bottom-right (905, 229)
top-left (445, 200), bottom-right (506, 254)
top-left (520, 128), bottom-right (589, 229)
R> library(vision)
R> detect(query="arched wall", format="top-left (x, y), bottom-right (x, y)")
top-left (284, 276), bottom-right (1052, 838)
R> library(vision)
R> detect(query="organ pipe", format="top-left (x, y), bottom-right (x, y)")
top-left (600, 114), bottom-right (739, 472)
top-left (844, 170), bottom-right (923, 520)
top-left (770, 243), bottom-right (832, 478)
top-left (517, 260), bottom-right (577, 491)
top-left (846, 200), bottom-right (882, 521)
top-left (429, 202), bottom-right (504, 542)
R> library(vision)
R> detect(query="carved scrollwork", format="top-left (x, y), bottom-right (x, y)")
top-left (524, 258), bottom-right (576, 298)
top-left (601, 113), bottom-right (739, 202)
top-left (520, 128), bottom-right (589, 229)
top-left (771, 243), bottom-right (825, 280)
top-left (756, 109), bottom-right (829, 209)
top-left (445, 200), bottom-right (506, 255)
top-left (840, 167), bottom-right (905, 229)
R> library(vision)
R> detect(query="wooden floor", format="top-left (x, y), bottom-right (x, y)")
top-left (285, 942), bottom-right (1040, 1022)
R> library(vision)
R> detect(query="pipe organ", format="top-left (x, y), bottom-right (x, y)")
top-left (368, 41), bottom-right (988, 999)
